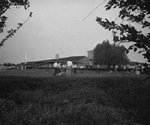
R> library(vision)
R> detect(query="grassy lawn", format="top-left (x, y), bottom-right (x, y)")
top-left (0, 68), bottom-right (143, 78)
top-left (0, 69), bottom-right (53, 77)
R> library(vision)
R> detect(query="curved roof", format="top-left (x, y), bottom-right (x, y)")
top-left (27, 56), bottom-right (89, 65)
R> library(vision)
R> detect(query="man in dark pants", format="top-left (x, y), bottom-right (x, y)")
top-left (73, 64), bottom-right (77, 74)
top-left (53, 62), bottom-right (58, 76)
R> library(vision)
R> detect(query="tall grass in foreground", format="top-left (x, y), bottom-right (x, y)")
top-left (0, 76), bottom-right (149, 125)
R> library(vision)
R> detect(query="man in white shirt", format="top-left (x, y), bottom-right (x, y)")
top-left (53, 62), bottom-right (58, 76)
top-left (66, 61), bottom-right (73, 76)
top-left (53, 62), bottom-right (58, 67)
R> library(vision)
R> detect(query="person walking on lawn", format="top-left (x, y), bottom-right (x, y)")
top-left (72, 64), bottom-right (77, 74)
top-left (53, 61), bottom-right (58, 76)
top-left (66, 61), bottom-right (73, 77)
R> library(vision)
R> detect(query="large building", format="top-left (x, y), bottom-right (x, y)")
top-left (87, 50), bottom-right (94, 61)
top-left (21, 49), bottom-right (97, 69)
top-left (25, 55), bottom-right (90, 69)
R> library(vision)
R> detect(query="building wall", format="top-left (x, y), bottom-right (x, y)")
top-left (87, 50), bottom-right (94, 60)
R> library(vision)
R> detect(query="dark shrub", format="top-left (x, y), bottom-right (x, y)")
top-left (0, 76), bottom-right (150, 124)
top-left (0, 99), bottom-right (16, 124)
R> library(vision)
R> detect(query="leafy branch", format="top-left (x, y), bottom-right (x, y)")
top-left (0, 0), bottom-right (30, 47)
top-left (96, 0), bottom-right (150, 62)
top-left (0, 12), bottom-right (32, 47)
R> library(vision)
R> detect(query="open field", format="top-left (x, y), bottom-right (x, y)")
top-left (0, 69), bottom-right (53, 77)
top-left (0, 69), bottom-right (144, 78)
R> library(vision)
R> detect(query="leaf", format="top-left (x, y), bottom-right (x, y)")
top-left (128, 45), bottom-right (134, 50)
top-left (134, 48), bottom-right (137, 52)
top-left (1, 16), bottom-right (7, 22)
top-left (113, 5), bottom-right (117, 8)
top-left (0, 28), bottom-right (3, 33)
top-left (18, 23), bottom-right (23, 26)
top-left (29, 12), bottom-right (33, 17)
top-left (126, 49), bottom-right (129, 54)
top-left (24, 5), bottom-right (27, 10)
top-left (106, 6), bottom-right (111, 10)
top-left (138, 50), bottom-right (143, 54)
top-left (0, 43), bottom-right (3, 46)
top-left (132, 7), bottom-right (137, 11)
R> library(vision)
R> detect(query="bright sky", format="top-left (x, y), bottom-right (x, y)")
top-left (0, 0), bottom-right (148, 64)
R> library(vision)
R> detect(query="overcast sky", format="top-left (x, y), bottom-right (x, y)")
top-left (0, 0), bottom-right (148, 63)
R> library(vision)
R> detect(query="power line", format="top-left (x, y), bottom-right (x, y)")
top-left (83, 0), bottom-right (107, 21)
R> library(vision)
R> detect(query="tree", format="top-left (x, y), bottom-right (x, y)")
top-left (0, 0), bottom-right (31, 47)
top-left (96, 0), bottom-right (150, 62)
top-left (93, 40), bottom-right (129, 69)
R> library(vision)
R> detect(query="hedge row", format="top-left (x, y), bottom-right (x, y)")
top-left (0, 76), bottom-right (150, 125)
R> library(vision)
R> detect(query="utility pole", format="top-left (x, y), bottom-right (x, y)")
top-left (24, 51), bottom-right (27, 69)
top-left (32, 53), bottom-right (34, 69)
top-left (112, 30), bottom-right (117, 46)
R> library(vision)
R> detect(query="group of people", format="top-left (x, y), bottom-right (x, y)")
top-left (53, 61), bottom-right (76, 77)
top-left (133, 63), bottom-right (148, 75)
top-left (116, 63), bottom-right (149, 75)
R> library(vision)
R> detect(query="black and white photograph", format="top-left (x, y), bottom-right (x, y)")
top-left (0, 0), bottom-right (150, 125)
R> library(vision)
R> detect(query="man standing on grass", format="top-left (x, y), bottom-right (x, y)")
top-left (66, 61), bottom-right (73, 77)
top-left (53, 61), bottom-right (58, 76)
top-left (72, 64), bottom-right (77, 74)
